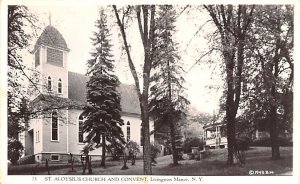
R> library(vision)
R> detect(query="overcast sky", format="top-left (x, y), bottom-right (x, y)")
top-left (24, 4), bottom-right (223, 114)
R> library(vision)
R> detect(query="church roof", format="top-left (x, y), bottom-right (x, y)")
top-left (68, 71), bottom-right (141, 115)
top-left (32, 25), bottom-right (70, 53)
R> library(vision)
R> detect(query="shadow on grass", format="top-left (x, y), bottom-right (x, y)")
top-left (153, 154), bottom-right (292, 176)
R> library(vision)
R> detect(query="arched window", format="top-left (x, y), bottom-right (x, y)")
top-left (51, 111), bottom-right (58, 141)
top-left (78, 115), bottom-right (84, 143)
top-left (58, 78), bottom-right (62, 94)
top-left (127, 121), bottom-right (131, 142)
top-left (47, 76), bottom-right (52, 92)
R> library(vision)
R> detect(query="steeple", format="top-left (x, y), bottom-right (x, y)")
top-left (32, 21), bottom-right (69, 98)
top-left (49, 11), bottom-right (52, 25)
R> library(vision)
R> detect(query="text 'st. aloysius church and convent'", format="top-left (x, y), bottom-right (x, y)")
top-left (19, 25), bottom-right (154, 162)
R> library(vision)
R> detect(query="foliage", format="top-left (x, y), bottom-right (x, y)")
top-left (237, 5), bottom-right (293, 159)
top-left (189, 111), bottom-right (212, 125)
top-left (203, 5), bottom-right (255, 165)
top-left (151, 143), bottom-right (161, 162)
top-left (110, 146), bottom-right (124, 161)
top-left (8, 97), bottom-right (30, 139)
top-left (235, 116), bottom-right (254, 138)
top-left (126, 141), bottom-right (140, 154)
top-left (182, 137), bottom-right (205, 153)
top-left (7, 5), bottom-right (37, 139)
top-left (83, 9), bottom-right (125, 163)
top-left (8, 139), bottom-right (24, 165)
top-left (235, 136), bottom-right (252, 151)
top-left (149, 5), bottom-right (189, 166)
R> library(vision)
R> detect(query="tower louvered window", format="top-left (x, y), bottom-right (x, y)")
top-left (47, 48), bottom-right (63, 67)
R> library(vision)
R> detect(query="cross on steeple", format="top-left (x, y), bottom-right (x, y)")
top-left (49, 11), bottom-right (52, 25)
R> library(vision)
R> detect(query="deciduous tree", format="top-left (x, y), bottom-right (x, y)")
top-left (113, 5), bottom-right (156, 174)
top-left (203, 5), bottom-right (254, 165)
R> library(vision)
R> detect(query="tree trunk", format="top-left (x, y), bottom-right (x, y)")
top-left (100, 134), bottom-right (106, 167)
top-left (88, 156), bottom-right (92, 174)
top-left (270, 106), bottom-right (280, 160)
top-left (141, 95), bottom-right (152, 175)
top-left (113, 5), bottom-right (155, 175)
top-left (226, 114), bottom-right (236, 165)
top-left (169, 119), bottom-right (178, 165)
top-left (225, 50), bottom-right (236, 166)
top-left (166, 56), bottom-right (178, 165)
top-left (269, 40), bottom-right (280, 160)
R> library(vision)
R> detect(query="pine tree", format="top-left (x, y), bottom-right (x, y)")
top-left (149, 5), bottom-right (189, 166)
top-left (84, 9), bottom-right (125, 168)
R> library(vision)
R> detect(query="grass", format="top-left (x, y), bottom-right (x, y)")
top-left (9, 147), bottom-right (293, 175)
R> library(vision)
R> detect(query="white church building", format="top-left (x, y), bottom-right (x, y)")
top-left (19, 25), bottom-right (154, 163)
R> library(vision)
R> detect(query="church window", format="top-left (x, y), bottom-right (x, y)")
top-left (47, 48), bottom-right (63, 67)
top-left (78, 115), bottom-right (84, 143)
top-left (51, 111), bottom-right (58, 141)
top-left (127, 121), bottom-right (131, 142)
top-left (58, 78), bottom-right (62, 94)
top-left (47, 76), bottom-right (52, 92)
top-left (35, 49), bottom-right (40, 67)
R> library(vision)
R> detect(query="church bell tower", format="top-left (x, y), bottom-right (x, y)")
top-left (32, 25), bottom-right (70, 98)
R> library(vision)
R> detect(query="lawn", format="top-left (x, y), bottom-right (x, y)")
top-left (10, 147), bottom-right (293, 175)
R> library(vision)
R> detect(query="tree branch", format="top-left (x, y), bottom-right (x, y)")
top-left (136, 6), bottom-right (146, 49)
top-left (10, 54), bottom-right (45, 100)
top-left (113, 5), bottom-right (141, 98)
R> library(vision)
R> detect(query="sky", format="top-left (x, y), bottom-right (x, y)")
top-left (24, 4), bottom-right (223, 114)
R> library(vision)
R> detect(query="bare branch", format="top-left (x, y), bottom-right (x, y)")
top-left (10, 54), bottom-right (45, 100)
top-left (136, 6), bottom-right (146, 48)
top-left (186, 19), bottom-right (211, 47)
top-left (113, 5), bottom-right (141, 98)
top-left (177, 5), bottom-right (190, 18)
top-left (188, 48), bottom-right (216, 72)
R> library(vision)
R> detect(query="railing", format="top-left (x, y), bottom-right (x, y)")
top-left (205, 137), bottom-right (228, 148)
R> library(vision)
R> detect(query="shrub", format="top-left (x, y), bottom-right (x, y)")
top-left (236, 136), bottom-right (252, 151)
top-left (111, 147), bottom-right (124, 161)
top-left (8, 139), bottom-right (24, 165)
top-left (151, 143), bottom-right (161, 163)
top-left (183, 137), bottom-right (205, 153)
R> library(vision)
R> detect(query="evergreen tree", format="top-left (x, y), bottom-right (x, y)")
top-left (149, 5), bottom-right (189, 166)
top-left (84, 9), bottom-right (125, 168)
